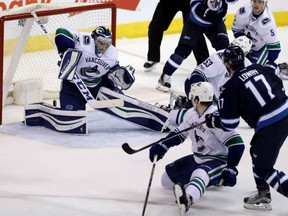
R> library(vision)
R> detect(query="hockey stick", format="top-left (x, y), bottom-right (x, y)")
top-left (122, 121), bottom-right (206, 154)
top-left (142, 155), bottom-right (157, 216)
top-left (31, 10), bottom-right (123, 109)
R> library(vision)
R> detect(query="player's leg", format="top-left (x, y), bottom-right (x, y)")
top-left (246, 46), bottom-right (268, 65)
top-left (24, 102), bottom-right (87, 134)
top-left (145, 1), bottom-right (178, 71)
top-left (205, 23), bottom-right (229, 51)
top-left (60, 80), bottom-right (87, 111)
top-left (96, 87), bottom-right (172, 132)
top-left (166, 155), bottom-right (225, 214)
top-left (157, 21), bottom-right (206, 92)
top-left (245, 116), bottom-right (288, 210)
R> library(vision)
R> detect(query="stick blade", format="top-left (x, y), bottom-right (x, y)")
top-left (122, 143), bottom-right (136, 154)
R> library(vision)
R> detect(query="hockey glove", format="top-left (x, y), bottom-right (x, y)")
top-left (219, 166), bottom-right (238, 187)
top-left (204, 0), bottom-right (227, 23)
top-left (149, 143), bottom-right (169, 162)
top-left (265, 61), bottom-right (278, 72)
top-left (205, 112), bottom-right (223, 129)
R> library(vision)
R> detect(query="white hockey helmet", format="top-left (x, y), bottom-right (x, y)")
top-left (189, 82), bottom-right (214, 102)
top-left (231, 36), bottom-right (252, 55)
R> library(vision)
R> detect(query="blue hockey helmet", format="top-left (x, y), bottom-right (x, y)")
top-left (223, 45), bottom-right (245, 68)
top-left (91, 26), bottom-right (112, 56)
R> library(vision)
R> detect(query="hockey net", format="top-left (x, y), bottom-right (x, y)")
top-left (0, 2), bottom-right (116, 124)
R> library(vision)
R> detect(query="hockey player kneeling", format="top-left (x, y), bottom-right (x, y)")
top-left (24, 26), bottom-right (172, 133)
top-left (149, 82), bottom-right (245, 215)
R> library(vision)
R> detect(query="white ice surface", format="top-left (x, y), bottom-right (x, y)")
top-left (0, 28), bottom-right (288, 216)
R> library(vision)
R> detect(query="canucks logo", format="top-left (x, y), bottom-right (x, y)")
top-left (194, 131), bottom-right (205, 152)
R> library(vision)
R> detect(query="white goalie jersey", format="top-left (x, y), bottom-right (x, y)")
top-left (176, 105), bottom-right (241, 164)
top-left (58, 27), bottom-right (119, 88)
top-left (232, 5), bottom-right (279, 52)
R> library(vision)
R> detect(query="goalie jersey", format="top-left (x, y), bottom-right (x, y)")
top-left (55, 27), bottom-right (119, 88)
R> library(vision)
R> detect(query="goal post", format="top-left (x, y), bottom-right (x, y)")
top-left (0, 2), bottom-right (117, 125)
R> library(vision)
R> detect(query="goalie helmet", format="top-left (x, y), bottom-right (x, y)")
top-left (231, 36), bottom-right (252, 55)
top-left (91, 26), bottom-right (112, 56)
top-left (189, 82), bottom-right (214, 102)
top-left (223, 45), bottom-right (245, 68)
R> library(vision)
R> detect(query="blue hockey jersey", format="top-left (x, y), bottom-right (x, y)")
top-left (218, 64), bottom-right (288, 131)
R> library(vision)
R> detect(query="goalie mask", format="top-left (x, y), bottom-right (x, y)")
top-left (91, 26), bottom-right (112, 57)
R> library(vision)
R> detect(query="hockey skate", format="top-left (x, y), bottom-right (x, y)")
top-left (243, 189), bottom-right (272, 211)
top-left (143, 61), bottom-right (157, 72)
top-left (157, 74), bottom-right (171, 92)
top-left (278, 62), bottom-right (288, 80)
top-left (174, 184), bottom-right (193, 216)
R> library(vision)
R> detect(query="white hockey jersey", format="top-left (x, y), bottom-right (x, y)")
top-left (194, 50), bottom-right (251, 98)
top-left (232, 5), bottom-right (279, 52)
top-left (177, 105), bottom-right (241, 164)
top-left (61, 27), bottom-right (119, 88)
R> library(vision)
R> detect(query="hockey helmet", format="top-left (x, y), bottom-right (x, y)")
top-left (231, 36), bottom-right (252, 55)
top-left (223, 45), bottom-right (245, 68)
top-left (189, 82), bottom-right (214, 102)
top-left (91, 26), bottom-right (112, 56)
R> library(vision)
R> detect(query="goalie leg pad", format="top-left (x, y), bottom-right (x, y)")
top-left (96, 87), bottom-right (172, 132)
top-left (24, 102), bottom-right (87, 134)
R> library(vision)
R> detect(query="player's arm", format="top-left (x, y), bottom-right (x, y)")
top-left (232, 7), bottom-right (246, 38)
top-left (55, 27), bottom-right (77, 56)
top-left (264, 26), bottom-right (281, 65)
top-left (220, 132), bottom-right (245, 186)
top-left (149, 122), bottom-right (189, 162)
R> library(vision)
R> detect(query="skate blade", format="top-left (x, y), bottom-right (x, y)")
top-left (243, 202), bottom-right (272, 211)
top-left (174, 185), bottom-right (186, 216)
top-left (156, 84), bottom-right (170, 92)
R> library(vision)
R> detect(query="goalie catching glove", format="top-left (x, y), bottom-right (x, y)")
top-left (108, 65), bottom-right (135, 90)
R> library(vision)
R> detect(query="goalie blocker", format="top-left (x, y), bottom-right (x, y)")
top-left (25, 102), bottom-right (87, 134)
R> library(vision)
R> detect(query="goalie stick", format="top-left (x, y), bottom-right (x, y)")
top-left (122, 121), bottom-right (206, 154)
top-left (31, 10), bottom-right (123, 109)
